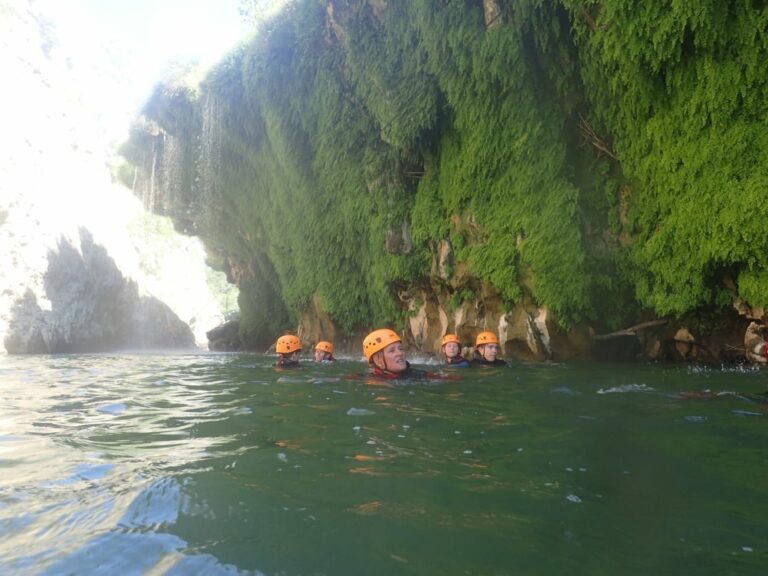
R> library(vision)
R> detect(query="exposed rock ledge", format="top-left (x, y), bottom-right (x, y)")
top-left (291, 286), bottom-right (751, 364)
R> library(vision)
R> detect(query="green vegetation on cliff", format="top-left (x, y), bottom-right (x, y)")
top-left (120, 0), bottom-right (768, 347)
top-left (564, 0), bottom-right (768, 316)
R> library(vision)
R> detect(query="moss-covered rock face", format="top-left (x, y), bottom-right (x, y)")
top-left (120, 0), bottom-right (768, 360)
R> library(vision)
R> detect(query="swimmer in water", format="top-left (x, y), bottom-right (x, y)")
top-left (274, 334), bottom-right (302, 368)
top-left (314, 341), bottom-right (336, 362)
top-left (472, 331), bottom-right (508, 366)
top-left (363, 329), bottom-right (427, 380)
top-left (441, 333), bottom-right (470, 367)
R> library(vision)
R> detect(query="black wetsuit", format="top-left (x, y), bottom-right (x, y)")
top-left (274, 357), bottom-right (300, 368)
top-left (371, 361), bottom-right (429, 380)
top-left (445, 355), bottom-right (470, 367)
top-left (471, 356), bottom-right (508, 367)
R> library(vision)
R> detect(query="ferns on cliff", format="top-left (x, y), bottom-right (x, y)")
top-left (564, 0), bottom-right (768, 314)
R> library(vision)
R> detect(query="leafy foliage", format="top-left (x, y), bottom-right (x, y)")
top-left (564, 0), bottom-right (768, 314)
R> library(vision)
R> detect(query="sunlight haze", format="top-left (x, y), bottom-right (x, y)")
top-left (35, 0), bottom-right (250, 141)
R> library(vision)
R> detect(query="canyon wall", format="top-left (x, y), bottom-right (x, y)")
top-left (121, 0), bottom-right (768, 362)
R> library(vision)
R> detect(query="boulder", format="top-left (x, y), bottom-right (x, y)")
top-left (207, 319), bottom-right (241, 351)
top-left (744, 321), bottom-right (767, 364)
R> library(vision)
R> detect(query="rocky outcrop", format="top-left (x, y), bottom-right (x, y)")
top-left (483, 0), bottom-right (502, 28)
top-left (281, 284), bottom-right (753, 364)
top-left (4, 229), bottom-right (194, 353)
top-left (744, 321), bottom-right (767, 364)
top-left (206, 319), bottom-right (242, 351)
top-left (296, 293), bottom-right (366, 358)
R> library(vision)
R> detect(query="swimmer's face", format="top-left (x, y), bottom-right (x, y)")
top-left (443, 342), bottom-right (460, 358)
top-left (281, 351), bottom-right (299, 362)
top-left (314, 349), bottom-right (329, 362)
top-left (376, 341), bottom-right (407, 372)
top-left (480, 343), bottom-right (499, 362)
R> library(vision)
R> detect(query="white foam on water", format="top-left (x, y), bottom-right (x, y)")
top-left (596, 384), bottom-right (654, 394)
top-left (346, 407), bottom-right (375, 416)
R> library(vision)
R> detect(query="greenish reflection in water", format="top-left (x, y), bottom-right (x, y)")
top-left (0, 353), bottom-right (766, 575)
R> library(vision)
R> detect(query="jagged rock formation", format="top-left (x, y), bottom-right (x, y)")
top-left (4, 229), bottom-right (193, 353)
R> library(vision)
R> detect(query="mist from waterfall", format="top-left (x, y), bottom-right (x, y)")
top-left (0, 0), bottom-right (239, 352)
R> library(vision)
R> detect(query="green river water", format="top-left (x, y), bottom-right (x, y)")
top-left (1, 352), bottom-right (766, 575)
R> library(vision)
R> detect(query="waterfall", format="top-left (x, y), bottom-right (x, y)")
top-left (0, 0), bottom-right (241, 353)
top-left (160, 130), bottom-right (181, 217)
top-left (198, 93), bottom-right (224, 225)
top-left (147, 139), bottom-right (157, 214)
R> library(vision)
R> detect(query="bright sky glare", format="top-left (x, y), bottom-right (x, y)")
top-left (35, 0), bottom-right (251, 141)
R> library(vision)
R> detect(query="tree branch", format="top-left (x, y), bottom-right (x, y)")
top-left (593, 320), bottom-right (668, 341)
top-left (578, 113), bottom-right (619, 161)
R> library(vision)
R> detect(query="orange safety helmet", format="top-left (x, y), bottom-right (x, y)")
top-left (475, 331), bottom-right (499, 346)
top-left (315, 341), bottom-right (334, 354)
top-left (363, 329), bottom-right (401, 361)
top-left (276, 335), bottom-right (302, 354)
top-left (441, 334), bottom-right (461, 347)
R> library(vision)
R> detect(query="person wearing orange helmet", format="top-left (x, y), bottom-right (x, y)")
top-left (314, 340), bottom-right (336, 362)
top-left (472, 331), bottom-right (507, 366)
top-left (362, 328), bottom-right (426, 379)
top-left (274, 334), bottom-right (302, 368)
top-left (441, 333), bottom-right (469, 367)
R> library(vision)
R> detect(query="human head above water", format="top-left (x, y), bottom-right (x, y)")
top-left (441, 333), bottom-right (461, 359)
top-left (314, 340), bottom-right (334, 362)
top-left (363, 328), bottom-right (407, 373)
top-left (276, 334), bottom-right (302, 359)
top-left (475, 331), bottom-right (500, 362)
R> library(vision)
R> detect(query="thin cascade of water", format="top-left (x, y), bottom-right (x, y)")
top-left (198, 93), bottom-right (224, 225)
top-left (160, 130), bottom-right (183, 216)
top-left (130, 164), bottom-right (138, 197)
top-left (147, 136), bottom-right (157, 214)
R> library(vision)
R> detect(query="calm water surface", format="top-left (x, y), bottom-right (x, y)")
top-left (1, 353), bottom-right (766, 575)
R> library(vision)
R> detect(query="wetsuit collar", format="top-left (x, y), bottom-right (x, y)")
top-left (372, 361), bottom-right (411, 379)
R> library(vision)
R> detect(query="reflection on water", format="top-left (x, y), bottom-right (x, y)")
top-left (1, 353), bottom-right (766, 575)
